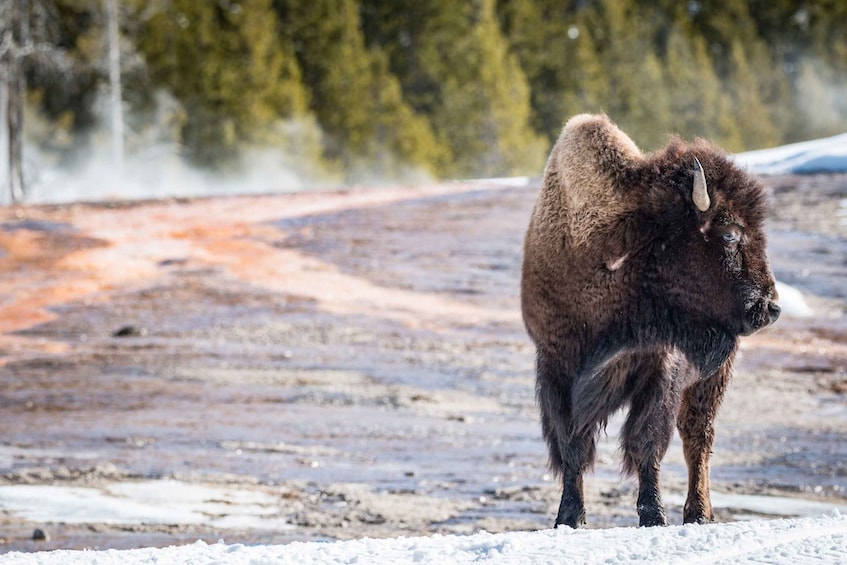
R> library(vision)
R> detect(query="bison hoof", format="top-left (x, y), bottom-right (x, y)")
top-left (554, 518), bottom-right (582, 529)
top-left (554, 509), bottom-right (586, 529)
top-left (683, 502), bottom-right (714, 524)
top-left (683, 514), bottom-right (712, 525)
top-left (638, 509), bottom-right (668, 527)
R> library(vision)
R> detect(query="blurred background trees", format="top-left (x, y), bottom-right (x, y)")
top-left (3, 0), bottom-right (847, 201)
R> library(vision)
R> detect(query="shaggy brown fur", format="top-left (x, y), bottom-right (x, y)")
top-left (521, 114), bottom-right (779, 528)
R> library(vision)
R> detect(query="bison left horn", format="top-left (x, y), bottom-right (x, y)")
top-left (692, 157), bottom-right (710, 212)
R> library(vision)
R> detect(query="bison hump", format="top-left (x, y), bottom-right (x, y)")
top-left (536, 114), bottom-right (643, 248)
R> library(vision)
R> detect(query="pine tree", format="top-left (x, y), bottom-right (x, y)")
top-left (802, 1), bottom-right (847, 139)
top-left (662, 22), bottom-right (741, 149)
top-left (11, 0), bottom-right (847, 197)
top-left (685, 0), bottom-right (788, 145)
top-left (791, 59), bottom-right (843, 140)
top-left (497, 0), bottom-right (607, 144)
top-left (557, 10), bottom-right (610, 130)
top-left (725, 40), bottom-right (778, 150)
top-left (585, 0), bottom-right (671, 149)
top-left (497, 0), bottom-right (555, 139)
top-left (357, 48), bottom-right (445, 181)
top-left (137, 0), bottom-right (309, 165)
top-left (363, 0), bottom-right (545, 177)
top-left (277, 0), bottom-right (441, 181)
top-left (277, 0), bottom-right (369, 168)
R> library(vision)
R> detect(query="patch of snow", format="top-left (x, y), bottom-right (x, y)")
top-left (666, 491), bottom-right (847, 518)
top-left (0, 480), bottom-right (291, 531)
top-left (463, 176), bottom-right (534, 187)
top-left (1, 515), bottom-right (845, 564)
top-left (774, 280), bottom-right (814, 318)
top-left (733, 132), bottom-right (847, 174)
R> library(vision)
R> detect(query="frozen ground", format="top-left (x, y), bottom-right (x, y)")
top-left (0, 134), bottom-right (846, 561)
top-left (734, 132), bottom-right (847, 175)
top-left (1, 514), bottom-right (846, 564)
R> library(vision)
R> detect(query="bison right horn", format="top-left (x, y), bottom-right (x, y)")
top-left (692, 157), bottom-right (710, 212)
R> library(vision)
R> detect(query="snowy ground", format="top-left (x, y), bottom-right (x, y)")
top-left (2, 514), bottom-right (846, 564)
top-left (1, 135), bottom-right (845, 562)
top-left (734, 132), bottom-right (847, 175)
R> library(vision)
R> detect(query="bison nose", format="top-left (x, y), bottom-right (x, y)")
top-left (767, 301), bottom-right (781, 324)
top-left (741, 297), bottom-right (780, 336)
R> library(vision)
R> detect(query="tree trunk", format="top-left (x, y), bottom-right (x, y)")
top-left (105, 0), bottom-right (124, 173)
top-left (4, 0), bottom-right (28, 204)
top-left (0, 78), bottom-right (7, 199)
top-left (6, 55), bottom-right (24, 204)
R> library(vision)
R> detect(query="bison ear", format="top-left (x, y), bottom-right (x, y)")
top-left (692, 157), bottom-right (710, 212)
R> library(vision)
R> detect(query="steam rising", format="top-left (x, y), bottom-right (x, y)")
top-left (27, 143), bottom-right (313, 205)
top-left (4, 91), bottom-right (434, 206)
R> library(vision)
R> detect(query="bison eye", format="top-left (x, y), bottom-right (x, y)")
top-left (719, 226), bottom-right (742, 249)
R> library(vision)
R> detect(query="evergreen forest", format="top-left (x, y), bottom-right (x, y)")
top-left (2, 0), bottom-right (847, 199)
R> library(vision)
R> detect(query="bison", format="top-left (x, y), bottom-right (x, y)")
top-left (520, 114), bottom-right (780, 528)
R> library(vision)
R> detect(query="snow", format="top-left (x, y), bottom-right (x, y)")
top-left (0, 481), bottom-right (291, 531)
top-left (464, 175), bottom-right (534, 186)
top-left (733, 132), bottom-right (847, 174)
top-left (1, 514), bottom-right (845, 564)
top-left (1, 480), bottom-right (844, 564)
top-left (774, 281), bottom-right (814, 318)
top-left (3, 478), bottom-right (845, 538)
top-left (665, 491), bottom-right (847, 519)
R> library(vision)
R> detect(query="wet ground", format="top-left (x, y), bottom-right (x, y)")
top-left (0, 176), bottom-right (845, 552)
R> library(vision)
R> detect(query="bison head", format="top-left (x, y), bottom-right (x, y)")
top-left (643, 145), bottom-right (780, 338)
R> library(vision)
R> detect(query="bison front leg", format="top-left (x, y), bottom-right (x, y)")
top-left (677, 359), bottom-right (732, 524)
top-left (556, 473), bottom-right (585, 528)
top-left (622, 355), bottom-right (681, 527)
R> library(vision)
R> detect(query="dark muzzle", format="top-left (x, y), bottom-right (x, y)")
top-left (741, 297), bottom-right (781, 336)
top-left (767, 301), bottom-right (782, 323)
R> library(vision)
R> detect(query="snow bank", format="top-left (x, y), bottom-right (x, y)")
top-left (774, 281), bottom-right (814, 318)
top-left (733, 132), bottom-right (847, 175)
top-left (2, 514), bottom-right (845, 564)
top-left (468, 131), bottom-right (847, 183)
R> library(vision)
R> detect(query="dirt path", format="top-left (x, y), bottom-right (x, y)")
top-left (0, 177), bottom-right (845, 552)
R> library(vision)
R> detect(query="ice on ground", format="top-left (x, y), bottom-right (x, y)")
top-left (1, 514), bottom-right (845, 565)
top-left (464, 176), bottom-right (534, 186)
top-left (1, 479), bottom-right (844, 564)
top-left (666, 491), bottom-right (847, 518)
top-left (0, 481), bottom-right (291, 531)
top-left (734, 132), bottom-right (847, 175)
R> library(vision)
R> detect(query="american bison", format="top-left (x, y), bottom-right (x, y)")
top-left (520, 114), bottom-right (780, 528)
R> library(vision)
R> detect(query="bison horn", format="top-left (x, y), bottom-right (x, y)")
top-left (692, 157), bottom-right (710, 212)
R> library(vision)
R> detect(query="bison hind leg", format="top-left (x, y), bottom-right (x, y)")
top-left (537, 350), bottom-right (635, 528)
top-left (553, 430), bottom-right (600, 528)
top-left (535, 352), bottom-right (595, 528)
top-left (538, 398), bottom-right (563, 473)
top-left (540, 407), bottom-right (591, 529)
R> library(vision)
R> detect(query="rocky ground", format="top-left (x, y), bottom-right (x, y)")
top-left (0, 175), bottom-right (845, 552)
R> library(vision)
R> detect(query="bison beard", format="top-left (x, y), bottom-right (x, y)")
top-left (521, 114), bottom-right (780, 528)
